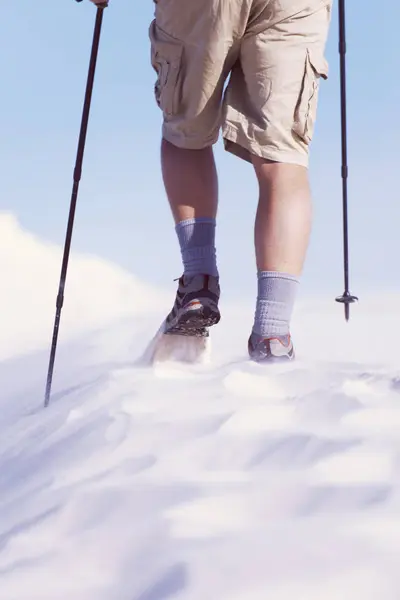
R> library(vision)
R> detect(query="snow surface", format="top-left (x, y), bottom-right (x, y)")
top-left (2, 213), bottom-right (400, 599)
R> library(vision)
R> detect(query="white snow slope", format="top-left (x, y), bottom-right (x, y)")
top-left (1, 213), bottom-right (400, 600)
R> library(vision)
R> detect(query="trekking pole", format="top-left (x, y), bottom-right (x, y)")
top-left (44, 3), bottom-right (106, 408)
top-left (335, 0), bottom-right (358, 321)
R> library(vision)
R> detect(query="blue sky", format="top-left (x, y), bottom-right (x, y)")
top-left (1, 0), bottom-right (399, 302)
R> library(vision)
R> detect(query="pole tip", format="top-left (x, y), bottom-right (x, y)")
top-left (336, 291), bottom-right (358, 321)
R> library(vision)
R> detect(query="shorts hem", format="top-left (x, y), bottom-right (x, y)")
top-left (162, 125), bottom-right (219, 150)
top-left (222, 124), bottom-right (309, 168)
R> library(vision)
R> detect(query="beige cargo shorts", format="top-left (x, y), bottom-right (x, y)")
top-left (149, 0), bottom-right (332, 167)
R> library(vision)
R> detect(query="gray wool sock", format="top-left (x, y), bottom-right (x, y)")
top-left (175, 217), bottom-right (218, 277)
top-left (252, 271), bottom-right (299, 337)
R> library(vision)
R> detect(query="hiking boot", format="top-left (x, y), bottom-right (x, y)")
top-left (164, 274), bottom-right (221, 337)
top-left (248, 332), bottom-right (294, 363)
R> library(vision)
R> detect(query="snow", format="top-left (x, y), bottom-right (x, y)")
top-left (1, 213), bottom-right (400, 599)
top-left (0, 212), bottom-right (165, 362)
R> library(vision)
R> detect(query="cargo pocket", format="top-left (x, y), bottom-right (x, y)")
top-left (149, 20), bottom-right (183, 117)
top-left (293, 49), bottom-right (328, 144)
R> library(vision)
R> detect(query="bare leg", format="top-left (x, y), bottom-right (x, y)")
top-left (252, 158), bottom-right (312, 276)
top-left (160, 139), bottom-right (221, 336)
top-left (161, 139), bottom-right (218, 223)
top-left (248, 158), bottom-right (312, 356)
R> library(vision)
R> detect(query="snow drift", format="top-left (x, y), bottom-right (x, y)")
top-left (0, 212), bottom-right (167, 361)
top-left (1, 214), bottom-right (400, 600)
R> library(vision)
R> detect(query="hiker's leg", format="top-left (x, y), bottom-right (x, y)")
top-left (149, 1), bottom-right (243, 279)
top-left (252, 160), bottom-right (312, 276)
top-left (161, 141), bottom-right (218, 224)
top-left (223, 1), bottom-right (332, 351)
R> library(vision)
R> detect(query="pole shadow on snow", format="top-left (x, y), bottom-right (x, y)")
top-left (21, 374), bottom-right (108, 417)
top-left (42, 375), bottom-right (106, 406)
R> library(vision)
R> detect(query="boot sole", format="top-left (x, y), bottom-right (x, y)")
top-left (165, 307), bottom-right (221, 337)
